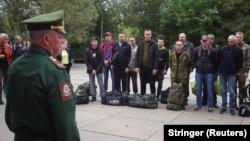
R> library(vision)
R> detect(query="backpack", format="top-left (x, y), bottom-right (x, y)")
top-left (75, 81), bottom-right (96, 97)
top-left (75, 86), bottom-right (89, 105)
top-left (160, 87), bottom-right (170, 104)
top-left (167, 82), bottom-right (186, 111)
top-left (238, 102), bottom-right (250, 117)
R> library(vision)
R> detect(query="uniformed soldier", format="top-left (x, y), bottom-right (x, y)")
top-left (5, 10), bottom-right (80, 141)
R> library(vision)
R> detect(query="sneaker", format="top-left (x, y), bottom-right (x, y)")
top-left (90, 97), bottom-right (96, 102)
top-left (220, 109), bottom-right (226, 114)
top-left (194, 106), bottom-right (201, 110)
top-left (230, 110), bottom-right (235, 115)
top-left (0, 99), bottom-right (4, 105)
top-left (208, 107), bottom-right (213, 112)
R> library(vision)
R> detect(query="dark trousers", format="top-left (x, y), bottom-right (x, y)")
top-left (114, 66), bottom-right (128, 92)
top-left (139, 66), bottom-right (155, 95)
top-left (155, 69), bottom-right (164, 98)
top-left (128, 71), bottom-right (138, 94)
top-left (63, 64), bottom-right (71, 74)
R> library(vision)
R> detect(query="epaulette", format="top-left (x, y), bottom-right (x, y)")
top-left (48, 56), bottom-right (66, 69)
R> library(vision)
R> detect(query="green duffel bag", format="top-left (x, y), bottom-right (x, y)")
top-left (167, 82), bottom-right (186, 111)
top-left (75, 81), bottom-right (97, 96)
top-left (128, 94), bottom-right (158, 109)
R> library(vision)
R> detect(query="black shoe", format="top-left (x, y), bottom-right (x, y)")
top-left (230, 110), bottom-right (235, 115)
top-left (194, 106), bottom-right (201, 110)
top-left (220, 109), bottom-right (226, 114)
top-left (0, 99), bottom-right (4, 105)
top-left (213, 104), bottom-right (219, 108)
top-left (202, 102), bottom-right (207, 106)
top-left (90, 97), bottom-right (96, 102)
top-left (208, 107), bottom-right (213, 112)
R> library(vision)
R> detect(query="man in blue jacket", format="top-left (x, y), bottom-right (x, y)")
top-left (218, 35), bottom-right (243, 115)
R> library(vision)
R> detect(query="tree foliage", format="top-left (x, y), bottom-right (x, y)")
top-left (1, 0), bottom-right (250, 49)
top-left (160, 0), bottom-right (220, 46)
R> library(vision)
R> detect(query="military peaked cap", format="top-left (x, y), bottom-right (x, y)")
top-left (22, 10), bottom-right (66, 34)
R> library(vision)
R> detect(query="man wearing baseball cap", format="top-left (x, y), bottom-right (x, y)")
top-left (101, 31), bottom-right (116, 92)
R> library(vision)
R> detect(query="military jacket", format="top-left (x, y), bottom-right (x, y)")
top-left (169, 51), bottom-right (192, 82)
top-left (5, 45), bottom-right (80, 141)
top-left (237, 42), bottom-right (250, 73)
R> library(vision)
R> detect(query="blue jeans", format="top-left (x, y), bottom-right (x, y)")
top-left (89, 73), bottom-right (106, 97)
top-left (219, 74), bottom-right (236, 110)
top-left (195, 72), bottom-right (214, 107)
top-left (103, 66), bottom-right (115, 92)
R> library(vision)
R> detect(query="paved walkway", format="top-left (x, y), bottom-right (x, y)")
top-left (0, 63), bottom-right (249, 141)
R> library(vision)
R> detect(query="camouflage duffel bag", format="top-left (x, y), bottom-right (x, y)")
top-left (167, 82), bottom-right (185, 111)
top-left (75, 81), bottom-right (97, 96)
top-left (128, 94), bottom-right (158, 109)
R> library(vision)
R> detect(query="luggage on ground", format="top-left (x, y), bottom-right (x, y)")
top-left (128, 94), bottom-right (158, 109)
top-left (160, 87), bottom-right (170, 104)
top-left (101, 91), bottom-right (129, 106)
top-left (75, 81), bottom-right (97, 96)
top-left (167, 82), bottom-right (185, 111)
top-left (238, 102), bottom-right (250, 117)
top-left (75, 88), bottom-right (89, 104)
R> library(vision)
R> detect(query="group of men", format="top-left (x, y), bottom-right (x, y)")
top-left (0, 34), bottom-right (28, 104)
top-left (191, 32), bottom-right (249, 116)
top-left (3, 9), bottom-right (250, 141)
top-left (85, 29), bottom-right (170, 102)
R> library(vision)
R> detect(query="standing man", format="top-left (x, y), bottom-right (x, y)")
top-left (136, 29), bottom-right (159, 95)
top-left (5, 10), bottom-right (80, 140)
top-left (219, 35), bottom-right (243, 115)
top-left (154, 38), bottom-right (169, 100)
top-left (169, 41), bottom-right (192, 110)
top-left (0, 33), bottom-right (12, 104)
top-left (101, 32), bottom-right (115, 92)
top-left (11, 35), bottom-right (27, 62)
top-left (202, 34), bottom-right (220, 108)
top-left (192, 35), bottom-right (217, 112)
top-left (172, 33), bottom-right (194, 104)
top-left (85, 37), bottom-right (106, 102)
top-left (128, 37), bottom-right (138, 94)
top-left (235, 31), bottom-right (250, 108)
top-left (111, 33), bottom-right (132, 92)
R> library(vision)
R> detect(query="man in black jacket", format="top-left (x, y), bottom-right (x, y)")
top-left (111, 33), bottom-right (132, 92)
top-left (85, 37), bottom-right (106, 101)
top-left (136, 29), bottom-right (159, 95)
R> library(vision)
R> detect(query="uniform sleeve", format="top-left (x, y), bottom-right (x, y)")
top-left (47, 70), bottom-right (80, 141)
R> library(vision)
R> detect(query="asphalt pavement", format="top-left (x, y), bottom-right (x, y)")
top-left (0, 63), bottom-right (249, 141)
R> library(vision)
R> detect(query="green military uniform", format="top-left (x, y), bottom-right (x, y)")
top-left (169, 51), bottom-right (192, 99)
top-left (5, 10), bottom-right (80, 141)
top-left (236, 42), bottom-right (250, 104)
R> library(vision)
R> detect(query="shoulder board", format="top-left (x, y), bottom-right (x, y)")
top-left (48, 56), bottom-right (66, 69)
